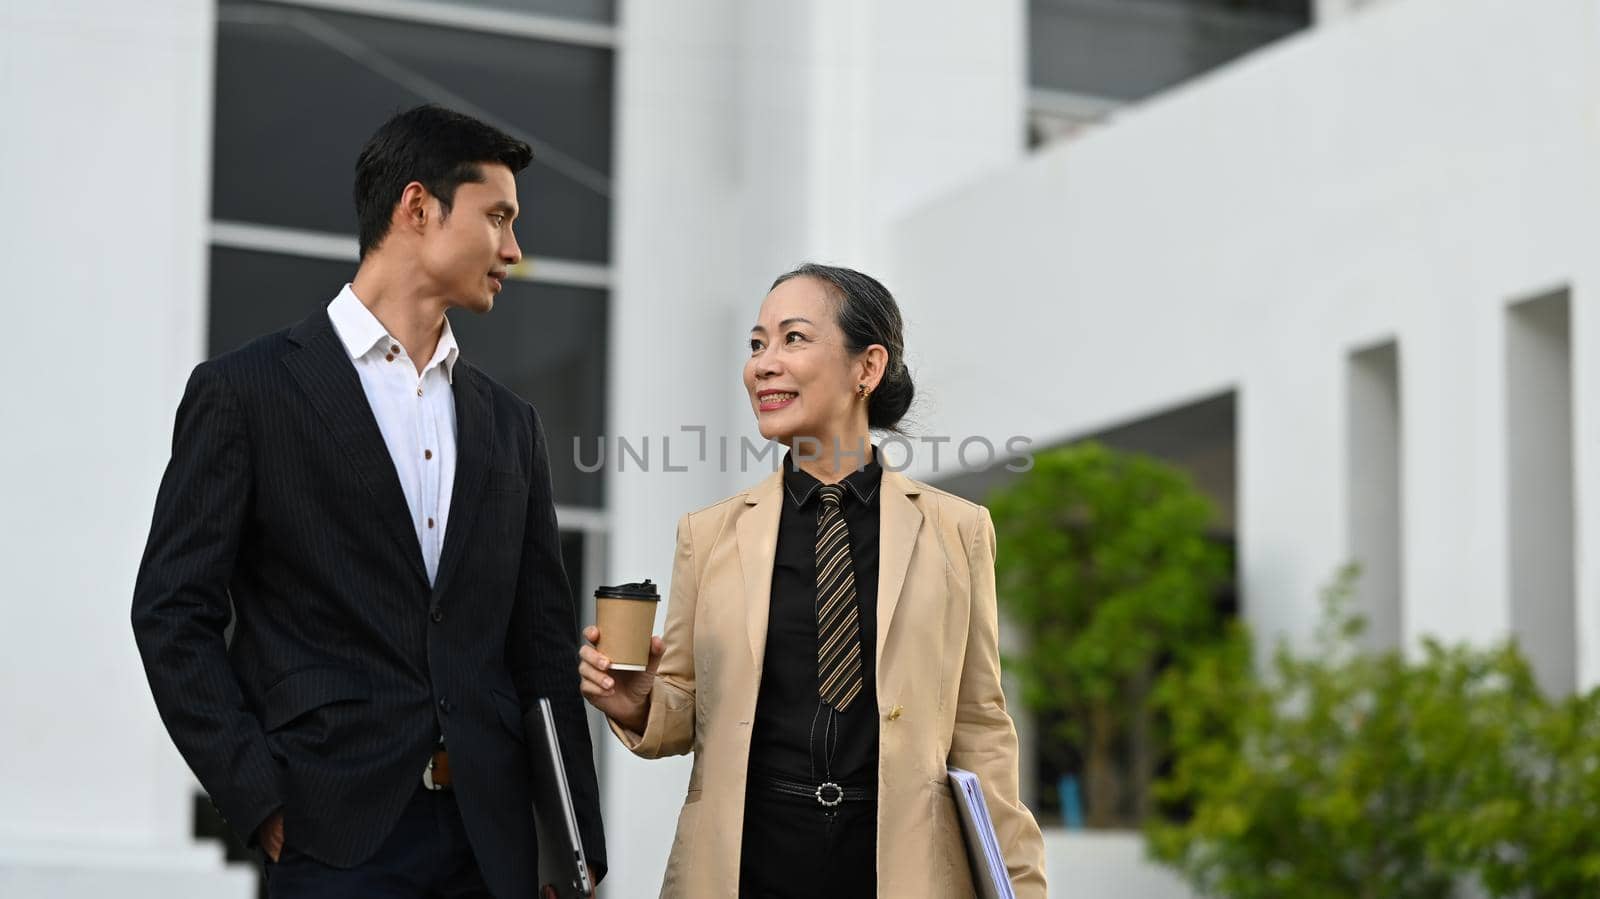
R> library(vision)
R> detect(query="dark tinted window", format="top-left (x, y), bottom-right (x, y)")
top-left (214, 0), bottom-right (612, 261)
top-left (449, 281), bottom-right (608, 508)
top-left (560, 530), bottom-right (588, 623)
top-left (445, 0), bottom-right (615, 22)
top-left (1030, 0), bottom-right (1310, 101)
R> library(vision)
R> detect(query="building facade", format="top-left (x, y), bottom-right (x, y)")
top-left (3, 0), bottom-right (1594, 895)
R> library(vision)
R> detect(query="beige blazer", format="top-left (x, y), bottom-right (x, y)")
top-left (609, 468), bottom-right (1047, 898)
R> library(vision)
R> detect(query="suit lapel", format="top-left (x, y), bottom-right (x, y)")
top-left (875, 470), bottom-right (923, 671)
top-left (431, 364), bottom-right (493, 600)
top-left (737, 471), bottom-right (784, 670)
top-left (282, 310), bottom-right (429, 587)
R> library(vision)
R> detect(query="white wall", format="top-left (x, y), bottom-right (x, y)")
top-left (733, 0), bottom-right (1024, 283)
top-left (0, 0), bottom-right (253, 894)
top-left (888, 0), bottom-right (1600, 675)
top-left (1044, 831), bottom-right (1194, 899)
top-left (729, 0), bottom-right (1026, 416)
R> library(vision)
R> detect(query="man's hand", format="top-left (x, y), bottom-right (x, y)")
top-left (258, 811), bottom-right (285, 862)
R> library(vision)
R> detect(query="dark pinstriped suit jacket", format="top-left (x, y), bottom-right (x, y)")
top-left (131, 308), bottom-right (605, 896)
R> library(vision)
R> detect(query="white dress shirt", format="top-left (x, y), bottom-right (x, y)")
top-left (327, 284), bottom-right (459, 585)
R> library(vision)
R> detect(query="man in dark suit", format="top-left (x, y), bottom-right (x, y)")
top-left (132, 105), bottom-right (605, 898)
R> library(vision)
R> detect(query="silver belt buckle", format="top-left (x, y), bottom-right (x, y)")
top-left (814, 781), bottom-right (843, 807)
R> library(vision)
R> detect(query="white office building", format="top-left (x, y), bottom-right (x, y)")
top-left (4, 0), bottom-right (1595, 896)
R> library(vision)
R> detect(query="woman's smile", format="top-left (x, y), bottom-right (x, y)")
top-left (757, 389), bottom-right (798, 412)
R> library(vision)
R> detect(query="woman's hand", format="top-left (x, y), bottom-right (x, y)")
top-left (577, 625), bottom-right (664, 734)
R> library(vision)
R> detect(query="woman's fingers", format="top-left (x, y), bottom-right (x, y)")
top-left (578, 658), bottom-right (615, 692)
top-left (579, 625), bottom-right (656, 716)
top-left (579, 677), bottom-right (615, 703)
top-left (577, 636), bottom-right (618, 705)
top-left (577, 642), bottom-right (611, 671)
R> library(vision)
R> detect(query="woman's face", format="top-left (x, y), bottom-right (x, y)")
top-left (744, 277), bottom-right (864, 447)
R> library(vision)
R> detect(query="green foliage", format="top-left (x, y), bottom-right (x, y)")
top-left (989, 441), bottom-right (1232, 825)
top-left (1430, 673), bottom-right (1600, 897)
top-left (1149, 565), bottom-right (1600, 898)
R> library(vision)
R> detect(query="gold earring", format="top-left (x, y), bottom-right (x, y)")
top-left (857, 383), bottom-right (871, 400)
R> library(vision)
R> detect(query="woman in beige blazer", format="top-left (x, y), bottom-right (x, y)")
top-left (579, 264), bottom-right (1046, 897)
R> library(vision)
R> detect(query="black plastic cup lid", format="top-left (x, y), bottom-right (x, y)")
top-left (595, 580), bottom-right (659, 600)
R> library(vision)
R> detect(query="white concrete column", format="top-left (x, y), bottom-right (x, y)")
top-left (1400, 293), bottom-right (1515, 651)
top-left (1567, 6), bottom-right (1600, 694)
top-left (1237, 342), bottom-right (1347, 658)
top-left (734, 0), bottom-right (1025, 284)
top-left (603, 1), bottom-right (745, 896)
top-left (0, 0), bottom-right (253, 895)
top-left (1574, 280), bottom-right (1600, 692)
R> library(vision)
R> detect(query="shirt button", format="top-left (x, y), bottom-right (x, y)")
top-left (424, 449), bottom-right (433, 460)
top-left (431, 609), bottom-right (443, 623)
top-left (417, 387), bottom-right (423, 397)
top-left (384, 353), bottom-right (394, 362)
top-left (438, 698), bottom-right (451, 713)
top-left (427, 517), bottom-right (435, 529)
top-left (390, 344), bottom-right (400, 354)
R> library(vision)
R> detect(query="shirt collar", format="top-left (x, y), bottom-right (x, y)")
top-left (431, 317), bottom-right (461, 383)
top-left (783, 447), bottom-right (883, 509)
top-left (327, 283), bottom-right (460, 383)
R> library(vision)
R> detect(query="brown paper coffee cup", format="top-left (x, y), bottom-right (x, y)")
top-left (594, 580), bottom-right (660, 671)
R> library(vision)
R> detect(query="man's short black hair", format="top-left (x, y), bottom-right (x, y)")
top-left (353, 105), bottom-right (534, 259)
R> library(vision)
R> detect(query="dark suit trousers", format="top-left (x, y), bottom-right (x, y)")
top-left (738, 788), bottom-right (876, 899)
top-left (263, 785), bottom-right (490, 899)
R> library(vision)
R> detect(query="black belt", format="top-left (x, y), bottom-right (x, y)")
top-left (755, 773), bottom-right (877, 807)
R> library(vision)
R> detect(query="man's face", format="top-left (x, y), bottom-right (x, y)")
top-left (418, 162), bottom-right (521, 313)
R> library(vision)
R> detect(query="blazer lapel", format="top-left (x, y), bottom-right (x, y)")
top-left (737, 471), bottom-right (784, 670)
top-left (282, 311), bottom-right (429, 587)
top-left (875, 470), bottom-right (923, 671)
top-left (430, 364), bottom-right (493, 600)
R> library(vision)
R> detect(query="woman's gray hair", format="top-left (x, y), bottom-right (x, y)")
top-left (770, 263), bottom-right (915, 432)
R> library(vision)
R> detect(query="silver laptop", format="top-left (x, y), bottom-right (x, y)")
top-left (528, 697), bottom-right (593, 898)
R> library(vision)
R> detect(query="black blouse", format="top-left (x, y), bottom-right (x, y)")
top-left (747, 449), bottom-right (883, 787)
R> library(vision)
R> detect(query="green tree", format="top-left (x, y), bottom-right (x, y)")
top-left (989, 441), bottom-right (1231, 826)
top-left (1429, 673), bottom-right (1600, 896)
top-left (1149, 565), bottom-right (1600, 898)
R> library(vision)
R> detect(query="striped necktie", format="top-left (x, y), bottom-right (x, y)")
top-left (815, 485), bottom-right (864, 712)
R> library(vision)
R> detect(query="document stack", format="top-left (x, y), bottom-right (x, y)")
top-left (946, 767), bottom-right (1016, 899)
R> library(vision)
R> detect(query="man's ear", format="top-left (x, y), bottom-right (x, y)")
top-left (397, 180), bottom-right (431, 235)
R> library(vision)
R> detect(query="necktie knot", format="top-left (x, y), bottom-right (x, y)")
top-left (819, 484), bottom-right (844, 508)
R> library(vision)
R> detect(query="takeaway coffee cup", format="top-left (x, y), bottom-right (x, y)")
top-left (594, 580), bottom-right (660, 672)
